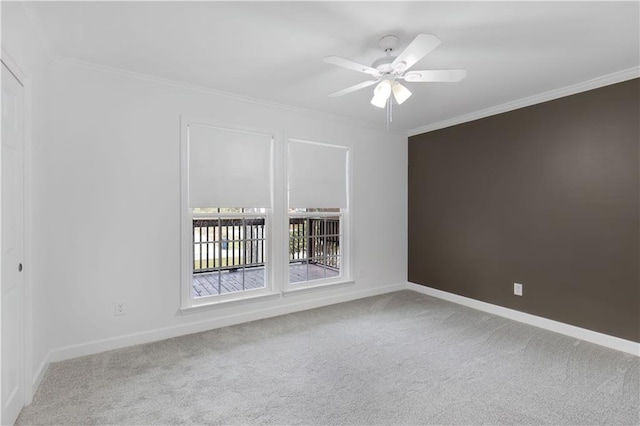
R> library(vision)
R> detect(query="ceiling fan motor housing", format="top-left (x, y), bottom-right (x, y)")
top-left (372, 56), bottom-right (397, 73)
top-left (373, 35), bottom-right (408, 74)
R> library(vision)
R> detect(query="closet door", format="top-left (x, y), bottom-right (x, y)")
top-left (1, 60), bottom-right (26, 426)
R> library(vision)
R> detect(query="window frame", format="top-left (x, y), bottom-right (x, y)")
top-left (180, 117), bottom-right (279, 310)
top-left (283, 138), bottom-right (352, 293)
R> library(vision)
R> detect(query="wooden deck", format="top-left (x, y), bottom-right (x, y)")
top-left (192, 263), bottom-right (339, 298)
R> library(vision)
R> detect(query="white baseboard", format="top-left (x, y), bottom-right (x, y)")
top-left (49, 282), bottom-right (406, 363)
top-left (406, 282), bottom-right (640, 357)
top-left (31, 352), bottom-right (51, 396)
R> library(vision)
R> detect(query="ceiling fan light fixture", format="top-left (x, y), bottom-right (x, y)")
top-left (371, 93), bottom-right (388, 108)
top-left (371, 80), bottom-right (391, 108)
top-left (392, 82), bottom-right (412, 105)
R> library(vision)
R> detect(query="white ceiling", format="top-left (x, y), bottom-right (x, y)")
top-left (28, 1), bottom-right (640, 132)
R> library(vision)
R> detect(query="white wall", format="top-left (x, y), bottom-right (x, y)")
top-left (37, 58), bottom-right (407, 360)
top-left (1, 2), bottom-right (53, 395)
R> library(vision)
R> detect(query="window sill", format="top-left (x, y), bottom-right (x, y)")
top-left (282, 279), bottom-right (355, 297)
top-left (179, 290), bottom-right (281, 315)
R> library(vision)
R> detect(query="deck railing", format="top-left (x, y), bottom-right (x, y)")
top-left (193, 217), bottom-right (339, 273)
top-left (193, 218), bottom-right (266, 272)
top-left (289, 217), bottom-right (340, 269)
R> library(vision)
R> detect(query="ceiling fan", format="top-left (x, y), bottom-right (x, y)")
top-left (324, 34), bottom-right (466, 113)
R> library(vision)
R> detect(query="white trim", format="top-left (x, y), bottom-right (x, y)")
top-left (289, 211), bottom-right (341, 218)
top-left (345, 142), bottom-right (353, 285)
top-left (408, 67), bottom-right (640, 136)
top-left (406, 282), bottom-right (640, 357)
top-left (48, 282), bottom-right (406, 363)
top-left (180, 291), bottom-right (281, 315)
top-left (283, 279), bottom-right (355, 296)
top-left (287, 137), bottom-right (350, 150)
top-left (186, 119), bottom-right (276, 139)
top-left (52, 56), bottom-right (405, 135)
top-left (31, 351), bottom-right (51, 395)
top-left (192, 212), bottom-right (269, 219)
top-left (179, 116), bottom-right (191, 309)
top-left (277, 132), bottom-right (289, 294)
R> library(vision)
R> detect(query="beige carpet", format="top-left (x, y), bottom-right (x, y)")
top-left (17, 290), bottom-right (640, 425)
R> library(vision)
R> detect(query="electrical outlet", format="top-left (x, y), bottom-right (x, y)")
top-left (514, 283), bottom-right (523, 296)
top-left (114, 301), bottom-right (126, 316)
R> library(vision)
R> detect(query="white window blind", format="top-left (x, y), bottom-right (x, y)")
top-left (288, 139), bottom-right (348, 208)
top-left (188, 124), bottom-right (272, 208)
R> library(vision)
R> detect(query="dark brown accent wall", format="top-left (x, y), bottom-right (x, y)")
top-left (408, 79), bottom-right (639, 342)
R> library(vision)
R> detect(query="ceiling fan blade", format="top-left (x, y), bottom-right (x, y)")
top-left (324, 56), bottom-right (380, 77)
top-left (329, 80), bottom-right (379, 97)
top-left (392, 34), bottom-right (441, 71)
top-left (403, 69), bottom-right (467, 82)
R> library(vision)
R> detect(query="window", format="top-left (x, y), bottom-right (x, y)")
top-left (287, 139), bottom-right (349, 288)
top-left (289, 209), bottom-right (342, 283)
top-left (181, 121), bottom-right (275, 308)
top-left (181, 121), bottom-right (352, 309)
top-left (192, 208), bottom-right (267, 297)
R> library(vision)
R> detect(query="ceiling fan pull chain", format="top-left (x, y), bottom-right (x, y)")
top-left (386, 98), bottom-right (390, 130)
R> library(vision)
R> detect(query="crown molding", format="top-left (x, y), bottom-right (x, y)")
top-left (408, 67), bottom-right (640, 137)
top-left (51, 56), bottom-right (406, 136)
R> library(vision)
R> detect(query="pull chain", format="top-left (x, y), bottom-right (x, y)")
top-left (385, 97), bottom-right (393, 131)
top-left (386, 97), bottom-right (390, 130)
